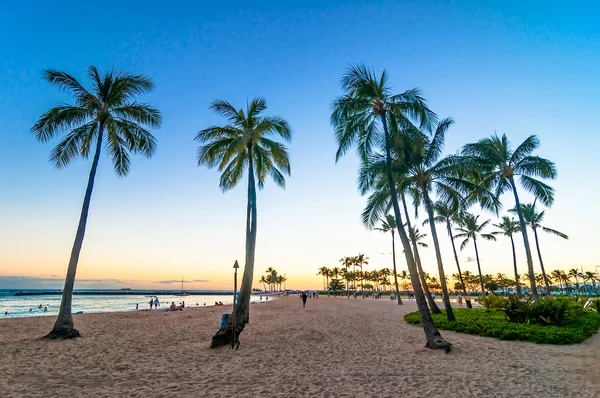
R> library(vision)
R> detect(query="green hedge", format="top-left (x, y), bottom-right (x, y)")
top-left (404, 308), bottom-right (600, 344)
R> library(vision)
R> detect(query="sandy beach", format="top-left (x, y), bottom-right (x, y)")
top-left (0, 296), bottom-right (598, 397)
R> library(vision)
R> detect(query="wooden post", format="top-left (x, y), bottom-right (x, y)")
top-left (231, 260), bottom-right (239, 349)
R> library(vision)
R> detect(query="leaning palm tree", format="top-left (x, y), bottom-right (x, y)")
top-left (462, 134), bottom-right (557, 303)
top-left (196, 97), bottom-right (291, 348)
top-left (331, 65), bottom-right (451, 351)
top-left (454, 213), bottom-right (496, 294)
top-left (317, 266), bottom-right (330, 293)
top-left (259, 275), bottom-right (269, 292)
top-left (427, 201), bottom-right (472, 308)
top-left (32, 66), bottom-right (161, 339)
top-left (492, 216), bottom-right (521, 295)
top-left (374, 215), bottom-right (402, 305)
top-left (510, 202), bottom-right (568, 295)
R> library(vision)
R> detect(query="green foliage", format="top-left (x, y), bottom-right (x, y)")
top-left (328, 278), bottom-right (345, 293)
top-left (502, 296), bottom-right (585, 326)
top-left (591, 298), bottom-right (600, 313)
top-left (478, 294), bottom-right (506, 311)
top-left (404, 308), bottom-right (600, 344)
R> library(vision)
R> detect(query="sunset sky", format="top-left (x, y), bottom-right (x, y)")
top-left (1, 1), bottom-right (599, 290)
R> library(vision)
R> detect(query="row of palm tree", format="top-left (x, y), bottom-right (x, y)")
top-left (317, 264), bottom-right (405, 293)
top-left (331, 64), bottom-right (565, 351)
top-left (258, 268), bottom-right (287, 292)
top-left (33, 67), bottom-right (291, 348)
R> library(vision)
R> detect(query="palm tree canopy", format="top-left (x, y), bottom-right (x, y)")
top-left (374, 213), bottom-right (397, 233)
top-left (453, 213), bottom-right (497, 250)
top-left (492, 216), bottom-right (521, 237)
top-left (509, 202), bottom-right (569, 239)
top-left (195, 98), bottom-right (292, 192)
top-left (461, 134), bottom-right (557, 207)
top-left (31, 66), bottom-right (162, 176)
top-left (331, 64), bottom-right (437, 163)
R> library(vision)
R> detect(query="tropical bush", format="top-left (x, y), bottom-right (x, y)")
top-left (478, 294), bottom-right (506, 311)
top-left (502, 296), bottom-right (531, 323)
top-left (502, 296), bottom-right (585, 326)
top-left (404, 308), bottom-right (600, 344)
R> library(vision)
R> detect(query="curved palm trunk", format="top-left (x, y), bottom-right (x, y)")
top-left (509, 178), bottom-right (539, 303)
top-left (532, 227), bottom-right (551, 295)
top-left (211, 145), bottom-right (257, 348)
top-left (391, 231), bottom-right (402, 305)
top-left (401, 192), bottom-right (441, 314)
top-left (447, 223), bottom-right (471, 308)
top-left (423, 190), bottom-right (455, 321)
top-left (510, 236), bottom-right (521, 295)
top-left (45, 125), bottom-right (105, 339)
top-left (381, 115), bottom-right (450, 351)
top-left (473, 238), bottom-right (485, 294)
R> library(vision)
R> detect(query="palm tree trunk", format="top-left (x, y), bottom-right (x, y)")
top-left (532, 227), bottom-right (551, 295)
top-left (510, 236), bottom-right (521, 295)
top-left (509, 177), bottom-right (539, 303)
top-left (211, 144), bottom-right (257, 348)
top-left (423, 190), bottom-right (455, 321)
top-left (473, 238), bottom-right (485, 294)
top-left (381, 114), bottom-right (450, 351)
top-left (400, 192), bottom-right (441, 314)
top-left (447, 223), bottom-right (471, 308)
top-left (44, 124), bottom-right (105, 339)
top-left (391, 231), bottom-right (402, 305)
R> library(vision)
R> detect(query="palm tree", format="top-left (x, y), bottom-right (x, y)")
top-left (32, 67), bottom-right (161, 339)
top-left (584, 271), bottom-right (597, 295)
top-left (568, 269), bottom-right (581, 294)
top-left (462, 134), bottom-right (557, 303)
top-left (492, 216), bottom-right (521, 295)
top-left (317, 266), bottom-right (330, 293)
top-left (374, 215), bottom-right (403, 305)
top-left (331, 65), bottom-right (451, 350)
top-left (197, 97), bottom-right (291, 348)
top-left (259, 275), bottom-right (269, 292)
top-left (355, 253), bottom-right (369, 295)
top-left (339, 257), bottom-right (353, 295)
top-left (453, 213), bottom-right (496, 294)
top-left (427, 202), bottom-right (472, 307)
top-left (510, 202), bottom-right (568, 295)
top-left (550, 270), bottom-right (563, 294)
top-left (398, 270), bottom-right (409, 290)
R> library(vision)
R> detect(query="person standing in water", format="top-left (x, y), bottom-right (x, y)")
top-left (154, 297), bottom-right (160, 308)
top-left (301, 291), bottom-right (308, 308)
top-left (149, 298), bottom-right (154, 309)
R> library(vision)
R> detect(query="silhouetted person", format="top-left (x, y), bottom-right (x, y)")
top-left (301, 292), bottom-right (308, 308)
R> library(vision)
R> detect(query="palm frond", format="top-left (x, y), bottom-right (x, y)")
top-left (519, 175), bottom-right (555, 206)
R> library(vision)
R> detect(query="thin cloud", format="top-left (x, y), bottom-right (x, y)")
top-left (193, 279), bottom-right (211, 283)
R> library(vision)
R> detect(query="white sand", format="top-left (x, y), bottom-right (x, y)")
top-left (0, 296), bottom-right (598, 397)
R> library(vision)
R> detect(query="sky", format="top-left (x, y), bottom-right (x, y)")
top-left (0, 1), bottom-right (599, 290)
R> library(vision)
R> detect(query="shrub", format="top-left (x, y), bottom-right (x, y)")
top-left (404, 308), bottom-right (600, 344)
top-left (478, 294), bottom-right (506, 311)
top-left (529, 297), bottom-right (580, 326)
top-left (502, 296), bottom-right (531, 323)
top-left (590, 298), bottom-right (600, 313)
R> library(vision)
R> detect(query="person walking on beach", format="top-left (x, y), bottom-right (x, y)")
top-left (154, 297), bottom-right (160, 308)
top-left (301, 291), bottom-right (308, 308)
top-left (149, 298), bottom-right (154, 310)
top-left (135, 303), bottom-right (139, 311)
top-left (457, 294), bottom-right (463, 307)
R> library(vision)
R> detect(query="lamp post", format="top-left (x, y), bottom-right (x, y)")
top-left (231, 260), bottom-right (239, 349)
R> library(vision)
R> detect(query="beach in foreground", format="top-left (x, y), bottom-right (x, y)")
top-left (0, 296), bottom-right (598, 398)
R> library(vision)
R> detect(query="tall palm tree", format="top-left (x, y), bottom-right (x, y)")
top-left (492, 216), bottom-right (521, 295)
top-left (427, 202), bottom-right (472, 307)
top-left (550, 269), bottom-right (564, 294)
top-left (510, 202), bottom-right (568, 295)
top-left (355, 253), bottom-right (369, 295)
top-left (568, 269), bottom-right (581, 294)
top-left (197, 97), bottom-right (291, 348)
top-left (398, 270), bottom-right (409, 290)
top-left (454, 213), bottom-right (496, 294)
top-left (32, 66), bottom-right (161, 339)
top-left (462, 134), bottom-right (557, 303)
top-left (584, 271), bottom-right (597, 295)
top-left (317, 266), bottom-right (330, 292)
top-left (331, 65), bottom-right (451, 350)
top-left (374, 215), bottom-right (403, 305)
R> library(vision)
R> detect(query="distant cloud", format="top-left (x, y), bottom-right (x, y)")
top-left (48, 274), bottom-right (59, 278)
top-left (0, 276), bottom-right (134, 289)
top-left (193, 279), bottom-right (211, 283)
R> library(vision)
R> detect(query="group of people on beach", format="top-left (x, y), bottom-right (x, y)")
top-left (4, 304), bottom-right (48, 316)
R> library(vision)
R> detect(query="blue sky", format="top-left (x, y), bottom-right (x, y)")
top-left (0, 1), bottom-right (599, 289)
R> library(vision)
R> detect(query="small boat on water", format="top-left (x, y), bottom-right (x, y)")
top-left (175, 277), bottom-right (190, 296)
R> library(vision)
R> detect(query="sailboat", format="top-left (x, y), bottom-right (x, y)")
top-left (175, 277), bottom-right (190, 296)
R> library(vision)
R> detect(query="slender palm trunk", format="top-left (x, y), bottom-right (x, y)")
top-left (532, 227), bottom-right (551, 295)
top-left (326, 275), bottom-right (330, 296)
top-left (391, 231), bottom-right (402, 305)
top-left (473, 238), bottom-right (485, 294)
top-left (509, 177), bottom-right (539, 303)
top-left (381, 114), bottom-right (450, 351)
top-left (510, 236), bottom-right (521, 295)
top-left (447, 223), bottom-right (471, 308)
top-left (45, 124), bottom-right (105, 339)
top-left (423, 190), bottom-right (454, 321)
top-left (211, 144), bottom-right (257, 348)
top-left (401, 192), bottom-right (441, 314)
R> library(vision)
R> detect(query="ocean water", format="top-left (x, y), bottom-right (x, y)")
top-left (0, 290), bottom-right (267, 318)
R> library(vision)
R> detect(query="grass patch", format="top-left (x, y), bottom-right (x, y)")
top-left (404, 308), bottom-right (600, 344)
